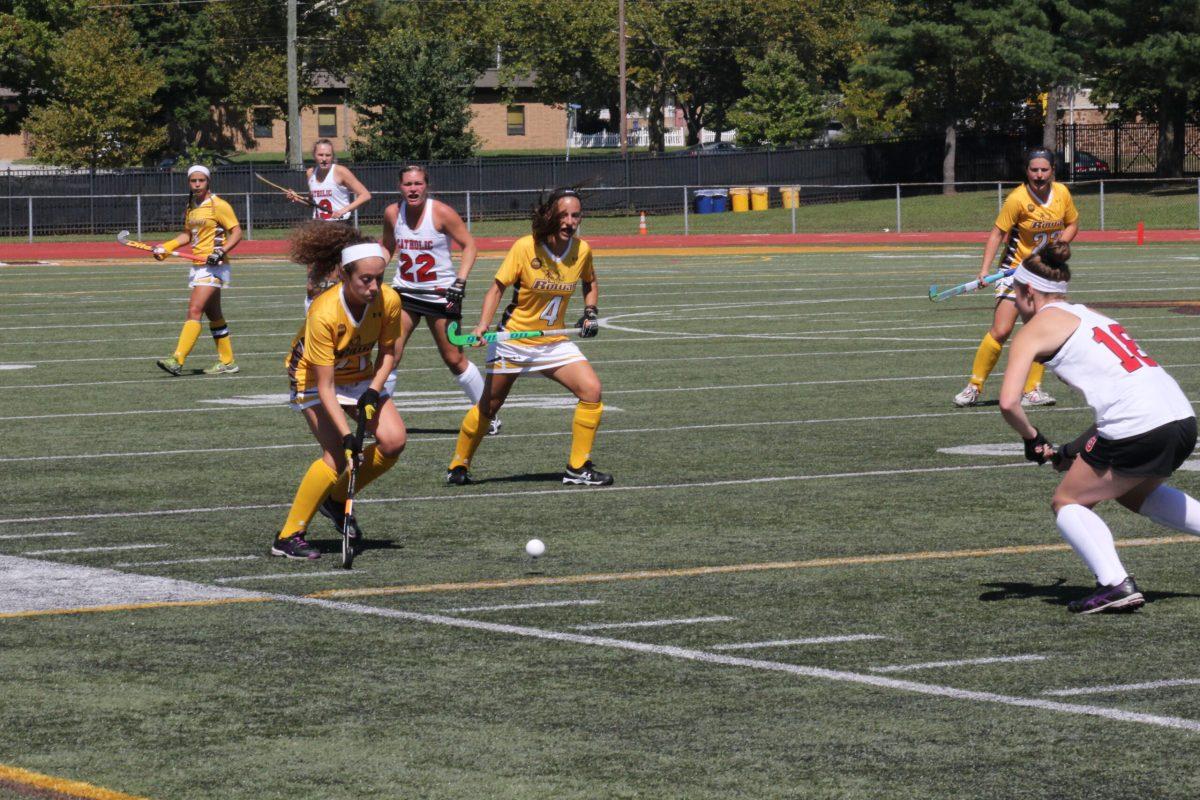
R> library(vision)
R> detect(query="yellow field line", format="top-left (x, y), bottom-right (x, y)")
top-left (307, 535), bottom-right (1198, 599)
top-left (0, 764), bottom-right (151, 800)
top-left (0, 596), bottom-right (270, 621)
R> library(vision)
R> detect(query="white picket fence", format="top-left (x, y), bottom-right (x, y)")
top-left (569, 129), bottom-right (736, 148)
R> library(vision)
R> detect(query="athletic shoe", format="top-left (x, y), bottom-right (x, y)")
top-left (270, 533), bottom-right (321, 560)
top-left (1021, 386), bottom-right (1057, 407)
top-left (317, 496), bottom-right (362, 544)
top-left (953, 384), bottom-right (981, 407)
top-left (446, 465), bottom-right (472, 486)
top-left (1067, 576), bottom-right (1145, 614)
top-left (487, 418), bottom-right (503, 436)
top-left (156, 357), bottom-right (183, 376)
top-left (203, 360), bottom-right (240, 375)
top-left (563, 461), bottom-right (614, 486)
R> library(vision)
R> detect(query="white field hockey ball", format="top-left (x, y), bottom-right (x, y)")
top-left (525, 538), bottom-right (546, 557)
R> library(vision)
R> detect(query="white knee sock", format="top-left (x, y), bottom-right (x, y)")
top-left (1055, 504), bottom-right (1128, 586)
top-left (1138, 485), bottom-right (1200, 536)
top-left (455, 361), bottom-right (484, 405)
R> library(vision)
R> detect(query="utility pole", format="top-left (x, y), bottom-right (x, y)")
top-left (287, 0), bottom-right (302, 168)
top-left (618, 0), bottom-right (627, 158)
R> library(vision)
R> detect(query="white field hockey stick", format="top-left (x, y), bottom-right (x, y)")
top-left (928, 268), bottom-right (1015, 302)
top-left (446, 321), bottom-right (586, 347)
top-left (254, 172), bottom-right (321, 210)
top-left (116, 230), bottom-right (206, 264)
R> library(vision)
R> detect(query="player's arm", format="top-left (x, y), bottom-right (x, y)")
top-left (285, 168), bottom-right (313, 206)
top-left (998, 324), bottom-right (1045, 440)
top-left (154, 232), bottom-right (191, 259)
top-left (334, 166), bottom-right (372, 217)
top-left (471, 279), bottom-right (507, 344)
top-left (978, 225), bottom-right (1007, 281)
top-left (435, 202), bottom-right (478, 280)
top-left (313, 362), bottom-right (351, 442)
top-left (1059, 219), bottom-right (1079, 244)
top-left (381, 203), bottom-right (399, 260)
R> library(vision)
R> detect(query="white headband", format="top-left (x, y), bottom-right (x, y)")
top-left (187, 164), bottom-right (210, 179)
top-left (340, 242), bottom-right (388, 266)
top-left (1013, 264), bottom-right (1068, 294)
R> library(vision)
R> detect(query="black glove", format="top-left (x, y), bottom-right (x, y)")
top-left (357, 388), bottom-right (381, 421)
top-left (576, 305), bottom-right (599, 338)
top-left (1023, 429), bottom-right (1051, 465)
top-left (205, 247), bottom-right (225, 267)
top-left (1051, 441), bottom-right (1075, 472)
top-left (445, 278), bottom-right (466, 304)
top-left (342, 433), bottom-right (361, 469)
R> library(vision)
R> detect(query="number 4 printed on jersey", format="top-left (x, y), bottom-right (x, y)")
top-left (1093, 323), bottom-right (1158, 372)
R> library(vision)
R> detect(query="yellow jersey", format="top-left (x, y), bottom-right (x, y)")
top-left (286, 284), bottom-right (402, 394)
top-left (495, 235), bottom-right (595, 346)
top-left (184, 194), bottom-right (240, 258)
top-left (994, 182), bottom-right (1079, 270)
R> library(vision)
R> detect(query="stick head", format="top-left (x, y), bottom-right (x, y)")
top-left (116, 230), bottom-right (131, 245)
top-left (928, 284), bottom-right (938, 301)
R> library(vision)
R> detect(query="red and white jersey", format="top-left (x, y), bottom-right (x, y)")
top-left (1044, 301), bottom-right (1193, 439)
top-left (307, 167), bottom-right (352, 220)
top-left (390, 201), bottom-right (454, 306)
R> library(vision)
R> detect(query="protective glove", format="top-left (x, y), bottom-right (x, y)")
top-left (445, 278), bottom-right (466, 304)
top-left (357, 388), bottom-right (381, 422)
top-left (205, 247), bottom-right (225, 267)
top-left (576, 305), bottom-right (599, 338)
top-left (1023, 429), bottom-right (1051, 465)
top-left (152, 245), bottom-right (167, 262)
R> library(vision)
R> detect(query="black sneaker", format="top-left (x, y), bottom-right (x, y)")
top-left (563, 461), bottom-right (614, 486)
top-left (1068, 576), bottom-right (1145, 614)
top-left (271, 533), bottom-right (321, 560)
top-left (317, 496), bottom-right (363, 544)
top-left (446, 466), bottom-right (472, 486)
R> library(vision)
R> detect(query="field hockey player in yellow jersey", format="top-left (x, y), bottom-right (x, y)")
top-left (446, 188), bottom-right (612, 487)
top-left (273, 230), bottom-right (406, 560)
top-left (153, 165), bottom-right (242, 376)
top-left (954, 148), bottom-right (1079, 407)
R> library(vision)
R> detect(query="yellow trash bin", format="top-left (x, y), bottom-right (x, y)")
top-left (781, 186), bottom-right (800, 209)
top-left (729, 187), bottom-right (750, 213)
top-left (750, 186), bottom-right (769, 211)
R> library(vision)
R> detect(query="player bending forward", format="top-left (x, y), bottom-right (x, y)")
top-left (1001, 242), bottom-right (1199, 614)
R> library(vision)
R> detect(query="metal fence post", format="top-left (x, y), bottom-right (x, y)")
top-left (1099, 181), bottom-right (1105, 231)
top-left (895, 184), bottom-right (902, 233)
top-left (352, 207), bottom-right (358, 230)
top-left (682, 186), bottom-right (689, 235)
top-left (136, 194), bottom-right (142, 240)
top-left (466, 191), bottom-right (472, 232)
top-left (1196, 179), bottom-right (1199, 230)
top-left (27, 196), bottom-right (32, 243)
top-left (791, 187), bottom-right (797, 234)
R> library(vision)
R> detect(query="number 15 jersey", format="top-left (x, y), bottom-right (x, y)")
top-left (1044, 301), bottom-right (1193, 439)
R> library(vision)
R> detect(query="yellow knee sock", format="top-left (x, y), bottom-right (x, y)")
top-left (330, 444), bottom-right (398, 501)
top-left (1024, 362), bottom-right (1046, 394)
top-left (280, 459), bottom-right (338, 538)
top-left (173, 320), bottom-right (203, 364)
top-left (569, 401), bottom-right (604, 470)
top-left (449, 405), bottom-right (489, 470)
top-left (969, 333), bottom-right (1003, 388)
top-left (210, 317), bottom-right (234, 364)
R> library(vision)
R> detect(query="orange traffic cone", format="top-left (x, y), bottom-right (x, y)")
top-left (638, 211), bottom-right (648, 235)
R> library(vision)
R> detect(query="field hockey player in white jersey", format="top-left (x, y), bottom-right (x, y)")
top-left (286, 139), bottom-right (372, 222)
top-left (380, 165), bottom-right (497, 434)
top-left (1000, 242), bottom-right (1199, 614)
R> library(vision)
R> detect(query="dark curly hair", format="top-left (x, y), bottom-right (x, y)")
top-left (531, 187), bottom-right (583, 243)
top-left (288, 220), bottom-right (374, 297)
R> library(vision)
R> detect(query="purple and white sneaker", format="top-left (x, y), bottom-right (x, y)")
top-left (271, 533), bottom-right (321, 560)
top-left (1068, 576), bottom-right (1144, 614)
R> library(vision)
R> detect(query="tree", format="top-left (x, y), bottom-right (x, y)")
top-left (0, 1), bottom-right (81, 134)
top-left (348, 29), bottom-right (480, 161)
top-left (25, 18), bottom-right (164, 168)
top-left (728, 48), bottom-right (828, 146)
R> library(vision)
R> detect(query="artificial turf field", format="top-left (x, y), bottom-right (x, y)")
top-left (3, 242), bottom-right (1200, 799)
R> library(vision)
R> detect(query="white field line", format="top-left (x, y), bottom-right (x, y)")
top-left (0, 462), bottom-right (1039, 525)
top-left (569, 615), bottom-right (736, 631)
top-left (444, 599), bottom-right (603, 614)
top-left (870, 654), bottom-right (1049, 673)
top-left (22, 543), bottom-right (169, 556)
top-left (284, 595), bottom-right (1200, 734)
top-left (111, 555), bottom-right (261, 567)
top-left (710, 634), bottom-right (888, 651)
top-left (0, 531), bottom-right (82, 540)
top-left (215, 570), bottom-right (361, 583)
top-left (1042, 679), bottom-right (1200, 697)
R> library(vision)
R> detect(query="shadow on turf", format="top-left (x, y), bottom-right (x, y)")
top-left (405, 426), bottom-right (461, 435)
top-left (978, 578), bottom-right (1200, 608)
top-left (463, 471), bottom-right (565, 485)
top-left (312, 537), bottom-right (403, 555)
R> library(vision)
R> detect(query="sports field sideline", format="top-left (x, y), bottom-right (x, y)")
top-left (3, 240), bottom-right (1200, 798)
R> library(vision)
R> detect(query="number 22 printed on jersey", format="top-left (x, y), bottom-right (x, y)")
top-left (398, 253), bottom-right (436, 282)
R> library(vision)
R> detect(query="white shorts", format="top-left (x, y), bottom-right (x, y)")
top-left (486, 339), bottom-right (586, 374)
top-left (189, 263), bottom-right (231, 289)
top-left (993, 271), bottom-right (1016, 300)
top-left (290, 372), bottom-right (396, 411)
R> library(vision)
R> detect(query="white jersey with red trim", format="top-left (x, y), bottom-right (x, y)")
top-left (307, 167), bottom-right (352, 220)
top-left (1043, 301), bottom-right (1193, 439)
top-left (390, 201), bottom-right (454, 306)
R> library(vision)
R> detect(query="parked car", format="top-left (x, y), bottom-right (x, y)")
top-left (1057, 149), bottom-right (1111, 179)
top-left (686, 141), bottom-right (742, 156)
top-left (157, 153), bottom-right (235, 171)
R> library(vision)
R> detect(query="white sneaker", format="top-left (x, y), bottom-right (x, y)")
top-left (953, 384), bottom-right (981, 407)
top-left (1021, 386), bottom-right (1056, 407)
top-left (487, 418), bottom-right (503, 436)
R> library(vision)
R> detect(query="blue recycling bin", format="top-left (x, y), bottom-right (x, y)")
top-left (710, 190), bottom-right (728, 212)
top-left (695, 191), bottom-right (714, 214)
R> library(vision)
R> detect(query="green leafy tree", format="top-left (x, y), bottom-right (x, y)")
top-left (348, 29), bottom-right (480, 161)
top-left (0, 1), bottom-right (82, 134)
top-left (728, 47), bottom-right (828, 145)
top-left (25, 18), bottom-right (165, 168)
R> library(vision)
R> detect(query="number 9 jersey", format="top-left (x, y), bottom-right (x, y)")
top-left (390, 200), bottom-right (455, 308)
top-left (495, 235), bottom-right (595, 346)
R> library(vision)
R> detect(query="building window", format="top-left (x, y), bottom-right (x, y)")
top-left (252, 108), bottom-right (274, 139)
top-left (317, 107), bottom-right (338, 138)
top-left (506, 105), bottom-right (525, 136)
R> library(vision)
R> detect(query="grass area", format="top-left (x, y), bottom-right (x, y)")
top-left (2, 242), bottom-right (1200, 797)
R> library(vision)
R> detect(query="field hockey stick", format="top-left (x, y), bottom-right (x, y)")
top-left (254, 172), bottom-right (320, 209)
top-left (341, 411), bottom-right (370, 570)
top-left (928, 268), bottom-right (1015, 302)
top-left (397, 286), bottom-right (448, 296)
top-left (116, 230), bottom-right (206, 264)
top-left (446, 321), bottom-right (584, 347)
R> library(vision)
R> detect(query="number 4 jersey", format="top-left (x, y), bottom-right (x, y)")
top-left (390, 201), bottom-right (455, 307)
top-left (1044, 301), bottom-right (1194, 438)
